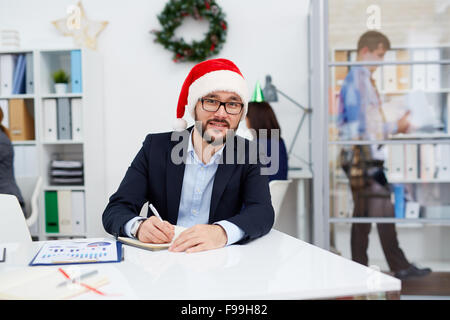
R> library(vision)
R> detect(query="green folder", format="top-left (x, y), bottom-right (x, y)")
top-left (45, 191), bottom-right (59, 233)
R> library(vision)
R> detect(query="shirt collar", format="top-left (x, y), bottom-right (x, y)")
top-left (187, 129), bottom-right (225, 166)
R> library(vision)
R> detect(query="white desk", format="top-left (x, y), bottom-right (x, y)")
top-left (0, 230), bottom-right (400, 299)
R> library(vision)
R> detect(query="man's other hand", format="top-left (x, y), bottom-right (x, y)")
top-left (168, 224), bottom-right (228, 253)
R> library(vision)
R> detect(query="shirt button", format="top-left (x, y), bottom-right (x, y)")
top-left (192, 209), bottom-right (197, 214)
top-left (196, 188), bottom-right (201, 193)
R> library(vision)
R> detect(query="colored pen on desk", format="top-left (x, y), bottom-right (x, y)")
top-left (149, 203), bottom-right (163, 221)
top-left (57, 270), bottom-right (99, 287)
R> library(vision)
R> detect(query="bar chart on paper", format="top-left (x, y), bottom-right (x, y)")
top-left (30, 240), bottom-right (121, 266)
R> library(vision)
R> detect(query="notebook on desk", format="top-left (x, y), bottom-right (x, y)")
top-left (118, 225), bottom-right (186, 251)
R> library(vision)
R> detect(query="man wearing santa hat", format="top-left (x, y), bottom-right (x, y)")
top-left (102, 58), bottom-right (275, 253)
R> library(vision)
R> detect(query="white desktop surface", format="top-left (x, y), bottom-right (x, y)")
top-left (0, 230), bottom-right (400, 299)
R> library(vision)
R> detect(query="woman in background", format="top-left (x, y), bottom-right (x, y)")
top-left (246, 101), bottom-right (288, 181)
top-left (0, 107), bottom-right (26, 213)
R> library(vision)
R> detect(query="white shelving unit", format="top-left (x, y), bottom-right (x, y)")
top-left (328, 44), bottom-right (450, 227)
top-left (0, 47), bottom-right (106, 240)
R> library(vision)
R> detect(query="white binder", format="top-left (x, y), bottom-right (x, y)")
top-left (405, 201), bottom-right (420, 219)
top-left (435, 144), bottom-right (450, 179)
top-left (382, 50), bottom-right (397, 92)
top-left (426, 49), bottom-right (441, 91)
top-left (71, 98), bottom-right (83, 141)
top-left (387, 145), bottom-right (405, 180)
top-left (0, 99), bottom-right (9, 128)
top-left (57, 190), bottom-right (72, 234)
top-left (0, 54), bottom-right (15, 96)
top-left (43, 99), bottom-right (57, 141)
top-left (419, 144), bottom-right (435, 180)
top-left (71, 191), bottom-right (85, 235)
top-left (405, 144), bottom-right (418, 180)
top-left (412, 50), bottom-right (426, 90)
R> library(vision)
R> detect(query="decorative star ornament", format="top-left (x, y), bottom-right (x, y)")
top-left (52, 1), bottom-right (108, 50)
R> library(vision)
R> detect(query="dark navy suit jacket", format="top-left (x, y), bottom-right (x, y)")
top-left (102, 127), bottom-right (274, 244)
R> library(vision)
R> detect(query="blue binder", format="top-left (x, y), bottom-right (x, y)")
top-left (71, 50), bottom-right (82, 93)
top-left (12, 54), bottom-right (26, 94)
top-left (393, 184), bottom-right (405, 218)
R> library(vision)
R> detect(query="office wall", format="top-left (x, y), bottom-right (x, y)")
top-left (0, 0), bottom-right (310, 204)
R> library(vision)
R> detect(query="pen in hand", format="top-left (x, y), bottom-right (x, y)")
top-left (149, 203), bottom-right (163, 221)
top-left (149, 203), bottom-right (175, 242)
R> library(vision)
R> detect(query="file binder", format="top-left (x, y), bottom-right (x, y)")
top-left (396, 49), bottom-right (411, 91)
top-left (56, 98), bottom-right (71, 140)
top-left (435, 144), bottom-right (450, 179)
top-left (0, 54), bottom-right (15, 96)
top-left (0, 100), bottom-right (8, 128)
top-left (71, 191), bottom-right (86, 235)
top-left (387, 145), bottom-right (405, 180)
top-left (57, 190), bottom-right (72, 234)
top-left (71, 50), bottom-right (82, 93)
top-left (412, 50), bottom-right (426, 90)
top-left (71, 98), bottom-right (83, 141)
top-left (25, 53), bottom-right (34, 94)
top-left (383, 50), bottom-right (397, 92)
top-left (405, 201), bottom-right (420, 219)
top-left (8, 99), bottom-right (35, 141)
top-left (393, 184), bottom-right (405, 218)
top-left (419, 144), bottom-right (435, 180)
top-left (426, 48), bottom-right (441, 91)
top-left (45, 191), bottom-right (59, 233)
top-left (43, 99), bottom-right (57, 141)
top-left (405, 144), bottom-right (418, 180)
top-left (12, 54), bottom-right (26, 94)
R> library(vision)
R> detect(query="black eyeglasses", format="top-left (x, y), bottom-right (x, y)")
top-left (200, 98), bottom-right (244, 115)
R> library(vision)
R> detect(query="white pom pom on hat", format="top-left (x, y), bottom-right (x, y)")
top-left (173, 58), bottom-right (249, 130)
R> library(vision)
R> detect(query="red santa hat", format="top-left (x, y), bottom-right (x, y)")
top-left (173, 58), bottom-right (249, 131)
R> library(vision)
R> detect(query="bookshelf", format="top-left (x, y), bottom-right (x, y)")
top-left (328, 44), bottom-right (450, 227)
top-left (0, 47), bottom-right (106, 240)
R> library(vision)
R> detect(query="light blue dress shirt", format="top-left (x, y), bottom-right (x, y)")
top-left (125, 130), bottom-right (245, 245)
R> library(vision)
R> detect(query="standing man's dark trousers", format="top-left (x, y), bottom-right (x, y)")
top-left (349, 175), bottom-right (411, 272)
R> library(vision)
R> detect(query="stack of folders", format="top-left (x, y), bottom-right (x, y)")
top-left (50, 160), bottom-right (84, 185)
top-left (45, 190), bottom-right (85, 234)
top-left (43, 98), bottom-right (82, 141)
top-left (0, 30), bottom-right (20, 49)
top-left (387, 144), bottom-right (450, 181)
top-left (0, 53), bottom-right (33, 96)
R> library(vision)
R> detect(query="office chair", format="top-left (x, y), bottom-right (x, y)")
top-left (269, 179), bottom-right (292, 225)
top-left (0, 194), bottom-right (32, 243)
top-left (15, 176), bottom-right (42, 228)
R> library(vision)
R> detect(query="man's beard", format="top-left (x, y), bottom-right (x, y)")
top-left (194, 118), bottom-right (235, 146)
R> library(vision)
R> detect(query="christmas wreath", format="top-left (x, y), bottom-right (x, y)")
top-left (151, 0), bottom-right (227, 62)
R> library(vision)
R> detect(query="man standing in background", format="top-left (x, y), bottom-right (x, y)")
top-left (338, 31), bottom-right (431, 279)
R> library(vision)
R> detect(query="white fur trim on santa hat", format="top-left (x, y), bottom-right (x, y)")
top-left (186, 70), bottom-right (249, 121)
top-left (173, 117), bottom-right (188, 131)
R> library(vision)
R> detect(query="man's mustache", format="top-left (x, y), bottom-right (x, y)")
top-left (206, 119), bottom-right (230, 128)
